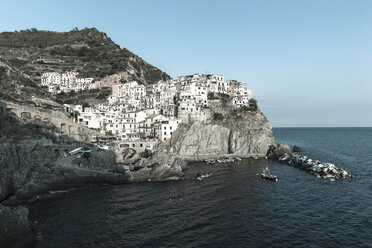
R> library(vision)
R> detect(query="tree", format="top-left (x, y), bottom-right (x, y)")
top-left (213, 113), bottom-right (224, 121)
top-left (248, 98), bottom-right (258, 111)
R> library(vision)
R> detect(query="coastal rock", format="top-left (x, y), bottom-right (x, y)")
top-left (293, 146), bottom-right (302, 152)
top-left (128, 151), bottom-right (187, 181)
top-left (0, 138), bottom-right (189, 203)
top-left (0, 140), bottom-right (129, 202)
top-left (278, 154), bottom-right (352, 179)
top-left (165, 123), bottom-right (230, 160)
top-left (164, 110), bottom-right (275, 160)
top-left (0, 204), bottom-right (35, 248)
top-left (266, 144), bottom-right (293, 159)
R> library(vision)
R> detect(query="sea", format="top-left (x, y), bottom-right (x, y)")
top-left (28, 128), bottom-right (372, 248)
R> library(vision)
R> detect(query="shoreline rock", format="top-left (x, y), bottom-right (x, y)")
top-left (293, 146), bottom-right (302, 152)
top-left (163, 112), bottom-right (275, 161)
top-left (278, 154), bottom-right (353, 179)
top-left (0, 204), bottom-right (36, 248)
top-left (266, 144), bottom-right (293, 159)
top-left (0, 139), bottom-right (187, 205)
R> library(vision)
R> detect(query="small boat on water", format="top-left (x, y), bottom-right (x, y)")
top-left (225, 158), bottom-right (235, 163)
top-left (261, 167), bottom-right (278, 182)
top-left (235, 157), bottom-right (242, 161)
top-left (196, 173), bottom-right (213, 180)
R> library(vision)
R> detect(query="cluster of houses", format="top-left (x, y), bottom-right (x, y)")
top-left (41, 72), bottom-right (95, 93)
top-left (42, 72), bottom-right (252, 151)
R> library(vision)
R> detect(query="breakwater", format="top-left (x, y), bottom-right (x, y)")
top-left (278, 154), bottom-right (353, 179)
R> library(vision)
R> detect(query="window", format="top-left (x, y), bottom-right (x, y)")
top-left (164, 132), bottom-right (167, 135)
top-left (170, 126), bottom-right (172, 130)
top-left (140, 143), bottom-right (143, 147)
top-left (132, 144), bottom-right (135, 147)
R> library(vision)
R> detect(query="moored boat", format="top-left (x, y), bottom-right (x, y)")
top-left (261, 167), bottom-right (278, 182)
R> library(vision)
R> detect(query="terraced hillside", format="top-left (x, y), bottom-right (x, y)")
top-left (0, 27), bottom-right (170, 101)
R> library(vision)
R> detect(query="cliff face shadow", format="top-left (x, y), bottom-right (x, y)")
top-left (0, 100), bottom-right (122, 202)
top-left (0, 100), bottom-right (90, 144)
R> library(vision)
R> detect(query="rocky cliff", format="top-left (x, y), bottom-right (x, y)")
top-left (0, 100), bottom-right (186, 204)
top-left (0, 138), bottom-right (187, 204)
top-left (163, 96), bottom-right (276, 160)
top-left (0, 204), bottom-right (35, 248)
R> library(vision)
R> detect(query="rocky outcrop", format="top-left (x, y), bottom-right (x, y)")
top-left (0, 138), bottom-right (188, 204)
top-left (0, 139), bottom-right (121, 202)
top-left (278, 154), bottom-right (353, 179)
top-left (126, 150), bottom-right (187, 182)
top-left (163, 109), bottom-right (275, 160)
top-left (0, 204), bottom-right (35, 248)
top-left (266, 144), bottom-right (293, 159)
top-left (293, 146), bottom-right (302, 152)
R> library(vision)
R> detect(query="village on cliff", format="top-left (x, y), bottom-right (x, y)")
top-left (41, 72), bottom-right (252, 152)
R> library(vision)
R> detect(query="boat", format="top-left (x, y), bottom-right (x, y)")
top-left (225, 158), bottom-right (235, 163)
top-left (261, 167), bottom-right (278, 181)
top-left (196, 173), bottom-right (213, 180)
top-left (235, 157), bottom-right (241, 161)
top-left (68, 147), bottom-right (83, 156)
top-left (98, 144), bottom-right (110, 151)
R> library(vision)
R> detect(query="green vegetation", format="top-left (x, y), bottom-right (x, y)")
top-left (0, 105), bottom-right (55, 141)
top-left (55, 87), bottom-right (112, 105)
top-left (207, 92), bottom-right (219, 100)
top-left (213, 112), bottom-right (224, 121)
top-left (248, 98), bottom-right (258, 111)
top-left (0, 27), bottom-right (171, 102)
top-left (0, 63), bottom-right (49, 101)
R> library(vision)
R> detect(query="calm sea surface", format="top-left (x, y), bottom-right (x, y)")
top-left (28, 128), bottom-right (372, 248)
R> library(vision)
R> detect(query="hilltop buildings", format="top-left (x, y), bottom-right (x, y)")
top-left (41, 71), bottom-right (94, 93)
top-left (42, 73), bottom-right (252, 150)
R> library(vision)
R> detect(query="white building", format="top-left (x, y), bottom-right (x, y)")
top-left (61, 72), bottom-right (79, 88)
top-left (232, 95), bottom-right (251, 107)
top-left (112, 81), bottom-right (146, 99)
top-left (161, 119), bottom-right (181, 142)
top-left (41, 72), bottom-right (61, 86)
top-left (75, 78), bottom-right (94, 91)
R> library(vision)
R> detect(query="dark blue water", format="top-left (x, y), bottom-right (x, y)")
top-left (29, 128), bottom-right (372, 248)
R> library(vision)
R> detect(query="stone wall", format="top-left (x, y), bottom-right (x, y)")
top-left (4, 101), bottom-right (97, 143)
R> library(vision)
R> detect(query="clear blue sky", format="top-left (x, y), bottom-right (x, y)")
top-left (1, 0), bottom-right (371, 127)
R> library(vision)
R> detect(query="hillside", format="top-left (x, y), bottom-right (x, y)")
top-left (0, 27), bottom-right (171, 101)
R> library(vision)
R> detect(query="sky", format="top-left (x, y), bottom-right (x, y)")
top-left (1, 0), bottom-right (371, 127)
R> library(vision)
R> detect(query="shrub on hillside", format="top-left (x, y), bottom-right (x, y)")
top-left (213, 112), bottom-right (224, 121)
top-left (248, 98), bottom-right (258, 111)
